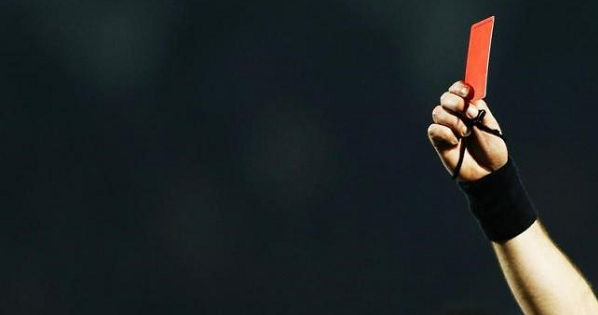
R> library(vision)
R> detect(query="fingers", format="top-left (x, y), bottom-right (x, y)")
top-left (428, 81), bottom-right (509, 178)
top-left (436, 80), bottom-right (504, 138)
top-left (432, 105), bottom-right (470, 137)
top-left (442, 81), bottom-right (481, 119)
top-left (448, 81), bottom-right (472, 99)
top-left (440, 91), bottom-right (479, 119)
top-left (427, 123), bottom-right (459, 148)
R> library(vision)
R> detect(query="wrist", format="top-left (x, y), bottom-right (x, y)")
top-left (458, 157), bottom-right (538, 242)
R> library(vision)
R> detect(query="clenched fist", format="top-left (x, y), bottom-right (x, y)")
top-left (427, 81), bottom-right (508, 182)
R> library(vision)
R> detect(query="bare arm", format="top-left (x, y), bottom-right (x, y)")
top-left (493, 221), bottom-right (598, 314)
top-left (427, 81), bottom-right (598, 314)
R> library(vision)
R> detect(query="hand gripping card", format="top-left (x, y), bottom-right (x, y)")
top-left (464, 16), bottom-right (494, 101)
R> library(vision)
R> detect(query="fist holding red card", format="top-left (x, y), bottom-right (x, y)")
top-left (427, 16), bottom-right (507, 182)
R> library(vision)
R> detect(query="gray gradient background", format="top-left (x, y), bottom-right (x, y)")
top-left (2, 1), bottom-right (597, 314)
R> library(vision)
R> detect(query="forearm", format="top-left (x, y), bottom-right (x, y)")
top-left (459, 159), bottom-right (598, 314)
top-left (492, 220), bottom-right (598, 314)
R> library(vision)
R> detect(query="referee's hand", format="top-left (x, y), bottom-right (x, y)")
top-left (427, 81), bottom-right (508, 182)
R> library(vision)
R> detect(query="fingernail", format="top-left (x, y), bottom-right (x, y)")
top-left (466, 106), bottom-right (478, 119)
top-left (460, 87), bottom-right (468, 96)
top-left (462, 125), bottom-right (471, 137)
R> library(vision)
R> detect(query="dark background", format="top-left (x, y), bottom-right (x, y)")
top-left (2, 1), bottom-right (597, 314)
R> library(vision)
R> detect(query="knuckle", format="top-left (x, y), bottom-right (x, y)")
top-left (433, 105), bottom-right (468, 136)
top-left (432, 105), bottom-right (442, 121)
top-left (440, 92), bottom-right (452, 104)
top-left (428, 124), bottom-right (457, 146)
top-left (449, 81), bottom-right (461, 91)
top-left (441, 93), bottom-right (461, 110)
top-left (450, 81), bottom-right (471, 97)
top-left (427, 125), bottom-right (441, 142)
top-left (427, 124), bottom-right (436, 136)
top-left (428, 124), bottom-right (444, 138)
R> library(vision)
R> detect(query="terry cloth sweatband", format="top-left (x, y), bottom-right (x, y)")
top-left (458, 158), bottom-right (538, 242)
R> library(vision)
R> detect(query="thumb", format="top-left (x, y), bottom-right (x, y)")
top-left (466, 99), bottom-right (508, 171)
top-left (469, 99), bottom-right (501, 132)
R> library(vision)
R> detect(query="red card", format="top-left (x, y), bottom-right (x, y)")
top-left (464, 16), bottom-right (494, 101)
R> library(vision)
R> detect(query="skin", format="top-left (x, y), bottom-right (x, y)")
top-left (427, 81), bottom-right (598, 314)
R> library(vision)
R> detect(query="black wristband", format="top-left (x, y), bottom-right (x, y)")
top-left (458, 158), bottom-right (538, 242)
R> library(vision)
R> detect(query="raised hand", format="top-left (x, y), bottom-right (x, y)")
top-left (427, 81), bottom-right (508, 182)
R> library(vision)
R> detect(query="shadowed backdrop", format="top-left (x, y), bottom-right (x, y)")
top-left (2, 1), bottom-right (597, 314)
